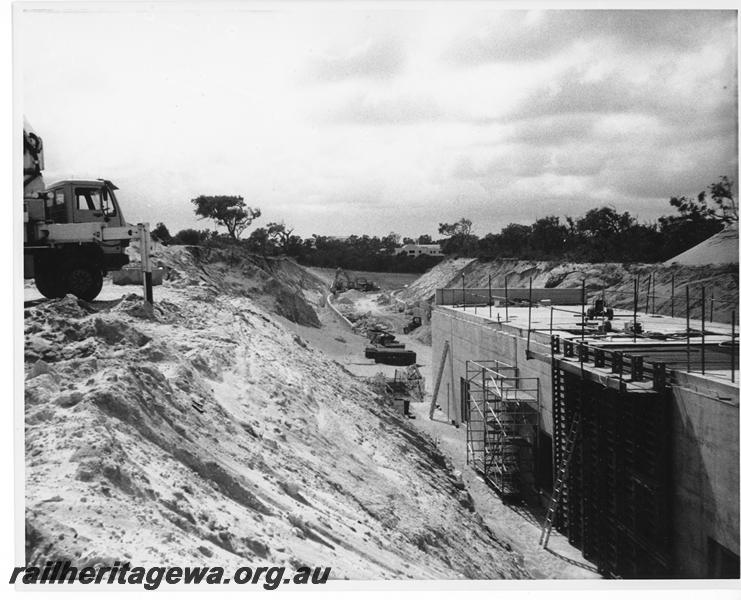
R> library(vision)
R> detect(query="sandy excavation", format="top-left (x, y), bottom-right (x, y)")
top-left (400, 258), bottom-right (739, 323)
top-left (23, 245), bottom-right (528, 580)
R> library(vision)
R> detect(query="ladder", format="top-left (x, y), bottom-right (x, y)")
top-left (539, 413), bottom-right (581, 549)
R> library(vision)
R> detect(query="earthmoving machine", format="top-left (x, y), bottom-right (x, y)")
top-left (354, 277), bottom-right (378, 292)
top-left (368, 330), bottom-right (405, 349)
top-left (586, 297), bottom-right (614, 320)
top-left (331, 268), bottom-right (379, 293)
top-left (331, 267), bottom-right (352, 293)
top-left (403, 316), bottom-right (422, 334)
top-left (23, 120), bottom-right (148, 301)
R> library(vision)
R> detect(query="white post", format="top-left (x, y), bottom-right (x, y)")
top-left (138, 223), bottom-right (153, 305)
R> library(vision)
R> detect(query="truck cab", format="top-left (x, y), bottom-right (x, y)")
top-left (43, 179), bottom-right (126, 226)
top-left (24, 179), bottom-right (132, 301)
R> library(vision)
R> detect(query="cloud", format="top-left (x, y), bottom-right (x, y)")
top-left (445, 10), bottom-right (736, 66)
top-left (309, 37), bottom-right (406, 82)
top-left (322, 91), bottom-right (444, 124)
top-left (19, 7), bottom-right (739, 239)
top-left (503, 114), bottom-right (599, 145)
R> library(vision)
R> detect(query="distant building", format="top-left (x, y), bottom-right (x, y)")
top-left (395, 243), bottom-right (443, 257)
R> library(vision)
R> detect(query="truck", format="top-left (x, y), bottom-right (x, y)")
top-left (23, 120), bottom-right (142, 301)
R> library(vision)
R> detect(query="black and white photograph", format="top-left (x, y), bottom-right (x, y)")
top-left (11, 0), bottom-right (741, 592)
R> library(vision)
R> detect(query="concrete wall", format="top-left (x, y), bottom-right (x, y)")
top-left (670, 372), bottom-right (739, 577)
top-left (431, 306), bottom-right (554, 434)
top-left (431, 305), bottom-right (740, 577)
top-left (435, 287), bottom-right (584, 306)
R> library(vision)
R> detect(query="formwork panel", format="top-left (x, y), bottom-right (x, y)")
top-left (553, 367), bottom-right (672, 578)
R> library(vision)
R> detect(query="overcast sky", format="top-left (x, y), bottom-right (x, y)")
top-left (18, 5), bottom-right (738, 239)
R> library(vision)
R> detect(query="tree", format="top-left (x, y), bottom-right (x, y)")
top-left (266, 222), bottom-right (295, 252)
top-left (438, 218), bottom-right (477, 256)
top-left (245, 227), bottom-right (275, 256)
top-left (530, 216), bottom-right (569, 256)
top-left (381, 232), bottom-right (401, 253)
top-left (709, 176), bottom-right (737, 222)
top-left (151, 222), bottom-right (172, 245)
top-left (576, 207), bottom-right (635, 239)
top-left (439, 218), bottom-right (473, 237)
top-left (499, 223), bottom-right (532, 256)
top-left (658, 177), bottom-right (736, 260)
top-left (172, 228), bottom-right (207, 245)
top-left (191, 195), bottom-right (261, 240)
top-left (417, 234), bottom-right (433, 244)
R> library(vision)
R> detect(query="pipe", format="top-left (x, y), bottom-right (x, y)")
top-left (710, 289), bottom-right (714, 323)
top-left (550, 305), bottom-right (554, 338)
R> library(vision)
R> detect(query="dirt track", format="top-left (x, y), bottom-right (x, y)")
top-left (294, 287), bottom-right (600, 579)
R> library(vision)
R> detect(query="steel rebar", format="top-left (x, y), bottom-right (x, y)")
top-left (488, 274), bottom-right (492, 319)
top-left (732, 311), bottom-right (736, 383)
top-left (504, 275), bottom-right (509, 322)
top-left (527, 277), bottom-right (533, 352)
top-left (686, 285), bottom-right (691, 372)
top-left (633, 277), bottom-right (638, 344)
top-left (645, 273), bottom-right (651, 314)
top-left (581, 278), bottom-right (586, 346)
top-left (462, 274), bottom-right (466, 311)
top-left (701, 286), bottom-right (706, 375)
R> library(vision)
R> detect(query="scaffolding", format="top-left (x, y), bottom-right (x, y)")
top-left (465, 360), bottom-right (540, 498)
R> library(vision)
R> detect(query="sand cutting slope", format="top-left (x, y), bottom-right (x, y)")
top-left (23, 247), bottom-right (526, 579)
top-left (400, 257), bottom-right (739, 323)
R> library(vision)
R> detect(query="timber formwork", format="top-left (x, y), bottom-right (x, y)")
top-left (551, 336), bottom-right (673, 578)
top-left (465, 360), bottom-right (540, 498)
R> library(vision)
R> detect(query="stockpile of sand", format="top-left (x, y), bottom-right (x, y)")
top-left (154, 245), bottom-right (324, 327)
top-left (24, 270), bottom-right (527, 579)
top-left (665, 224), bottom-right (739, 267)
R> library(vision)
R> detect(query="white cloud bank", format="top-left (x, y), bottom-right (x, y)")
top-left (18, 6), bottom-right (738, 238)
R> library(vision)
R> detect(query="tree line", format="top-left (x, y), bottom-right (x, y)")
top-left (151, 177), bottom-right (737, 272)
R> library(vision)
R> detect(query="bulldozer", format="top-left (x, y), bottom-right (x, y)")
top-left (23, 120), bottom-right (144, 301)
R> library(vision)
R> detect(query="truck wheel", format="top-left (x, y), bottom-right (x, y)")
top-left (34, 264), bottom-right (66, 299)
top-left (66, 264), bottom-right (103, 301)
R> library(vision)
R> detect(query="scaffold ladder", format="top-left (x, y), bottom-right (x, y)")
top-left (539, 413), bottom-right (581, 549)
